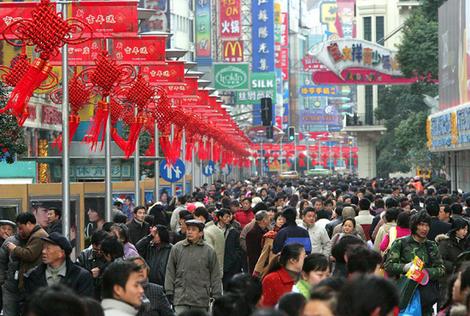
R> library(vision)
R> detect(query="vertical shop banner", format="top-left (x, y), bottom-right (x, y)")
top-left (220, 0), bottom-right (241, 38)
top-left (195, 0), bottom-right (212, 63)
top-left (252, 0), bottom-right (275, 72)
top-left (223, 40), bottom-right (244, 62)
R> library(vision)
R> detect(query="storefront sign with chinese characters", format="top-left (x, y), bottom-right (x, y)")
top-left (252, 0), bottom-right (275, 72)
top-left (299, 85), bottom-right (337, 97)
top-left (195, 0), bottom-right (212, 63)
top-left (310, 39), bottom-right (402, 79)
top-left (140, 63), bottom-right (170, 83)
top-left (0, 2), bottom-right (36, 39)
top-left (72, 1), bottom-right (138, 38)
top-left (236, 72), bottom-right (276, 104)
top-left (220, 0), bottom-right (241, 38)
top-left (223, 40), bottom-right (243, 62)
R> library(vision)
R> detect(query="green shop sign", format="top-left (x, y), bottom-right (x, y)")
top-left (213, 63), bottom-right (250, 90)
top-left (236, 72), bottom-right (277, 104)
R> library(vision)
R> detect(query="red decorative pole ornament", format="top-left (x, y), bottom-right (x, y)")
top-left (0, 0), bottom-right (92, 125)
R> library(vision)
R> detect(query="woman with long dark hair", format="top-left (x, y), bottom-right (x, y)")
top-left (261, 243), bottom-right (306, 307)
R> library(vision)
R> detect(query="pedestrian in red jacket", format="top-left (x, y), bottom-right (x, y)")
top-left (261, 243), bottom-right (306, 307)
top-left (235, 198), bottom-right (255, 228)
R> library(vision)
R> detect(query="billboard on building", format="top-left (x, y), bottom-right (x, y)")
top-left (438, 0), bottom-right (466, 110)
top-left (195, 0), bottom-right (212, 64)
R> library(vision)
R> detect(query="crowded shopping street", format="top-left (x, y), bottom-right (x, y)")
top-left (0, 0), bottom-right (467, 315)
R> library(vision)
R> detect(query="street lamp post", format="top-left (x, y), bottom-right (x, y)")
top-left (349, 137), bottom-right (353, 174)
top-left (294, 133), bottom-right (299, 173)
top-left (279, 131), bottom-right (285, 174)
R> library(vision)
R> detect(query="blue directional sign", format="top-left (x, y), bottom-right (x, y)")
top-left (222, 164), bottom-right (232, 176)
top-left (202, 160), bottom-right (215, 176)
top-left (160, 159), bottom-right (185, 183)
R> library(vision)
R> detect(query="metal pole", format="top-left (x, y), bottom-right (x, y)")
top-left (61, 1), bottom-right (70, 238)
top-left (260, 142), bottom-right (264, 177)
top-left (201, 139), bottom-right (206, 185)
top-left (105, 39), bottom-right (113, 222)
top-left (134, 105), bottom-right (140, 207)
top-left (210, 138), bottom-right (214, 184)
top-left (318, 139), bottom-right (321, 168)
top-left (340, 140), bottom-right (343, 168)
top-left (280, 136), bottom-right (283, 174)
top-left (191, 146), bottom-right (195, 192)
top-left (154, 125), bottom-right (160, 203)
top-left (182, 129), bottom-right (187, 195)
top-left (349, 138), bottom-right (353, 174)
top-left (307, 142), bottom-right (310, 170)
top-left (294, 135), bottom-right (297, 172)
top-left (170, 124), bottom-right (175, 196)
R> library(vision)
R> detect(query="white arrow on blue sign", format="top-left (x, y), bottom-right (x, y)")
top-left (202, 160), bottom-right (215, 176)
top-left (160, 159), bottom-right (186, 183)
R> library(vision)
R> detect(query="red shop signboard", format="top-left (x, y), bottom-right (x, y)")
top-left (111, 36), bottom-right (166, 64)
top-left (50, 39), bottom-right (104, 66)
top-left (71, 1), bottom-right (138, 38)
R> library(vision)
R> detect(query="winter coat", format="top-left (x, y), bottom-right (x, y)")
top-left (204, 221), bottom-right (225, 274)
top-left (246, 222), bottom-right (268, 274)
top-left (127, 219), bottom-right (150, 245)
top-left (261, 267), bottom-right (295, 307)
top-left (46, 220), bottom-right (62, 234)
top-left (137, 282), bottom-right (174, 316)
top-left (380, 226), bottom-right (411, 252)
top-left (272, 224), bottom-right (311, 254)
top-left (76, 246), bottom-right (107, 272)
top-left (24, 258), bottom-right (94, 297)
top-left (164, 238), bottom-right (222, 308)
top-left (298, 221), bottom-right (331, 256)
top-left (102, 298), bottom-right (138, 316)
top-left (428, 218), bottom-right (452, 242)
top-left (136, 236), bottom-right (172, 286)
top-left (374, 222), bottom-right (396, 251)
top-left (222, 225), bottom-right (242, 275)
top-left (436, 233), bottom-right (469, 275)
top-left (253, 230), bottom-right (277, 277)
top-left (234, 209), bottom-right (254, 229)
top-left (0, 235), bottom-right (23, 293)
top-left (14, 225), bottom-right (48, 289)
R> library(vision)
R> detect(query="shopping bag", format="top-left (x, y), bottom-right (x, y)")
top-left (399, 290), bottom-right (422, 316)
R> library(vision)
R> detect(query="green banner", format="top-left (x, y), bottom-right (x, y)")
top-left (213, 63), bottom-right (250, 90)
top-left (236, 72), bottom-right (277, 104)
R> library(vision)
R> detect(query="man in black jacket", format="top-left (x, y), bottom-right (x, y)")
top-left (128, 206), bottom-right (150, 245)
top-left (426, 198), bottom-right (451, 241)
top-left (24, 232), bottom-right (94, 297)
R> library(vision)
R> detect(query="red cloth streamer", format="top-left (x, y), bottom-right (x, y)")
top-left (84, 100), bottom-right (109, 151)
top-left (299, 158), bottom-right (306, 168)
top-left (124, 115), bottom-right (146, 157)
top-left (52, 114), bottom-right (80, 152)
top-left (198, 140), bottom-right (210, 161)
top-left (160, 132), bottom-right (182, 166)
top-left (0, 58), bottom-right (52, 125)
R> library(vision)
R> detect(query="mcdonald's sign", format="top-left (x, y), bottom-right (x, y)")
top-left (223, 40), bottom-right (243, 62)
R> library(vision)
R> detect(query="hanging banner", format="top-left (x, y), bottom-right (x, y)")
top-left (50, 39), bottom-right (104, 66)
top-left (0, 2), bottom-right (37, 39)
top-left (219, 0), bottom-right (241, 38)
top-left (195, 0), bottom-right (212, 64)
top-left (236, 72), bottom-right (276, 104)
top-left (223, 40), bottom-right (244, 62)
top-left (252, 0), bottom-right (275, 72)
top-left (111, 36), bottom-right (166, 64)
top-left (140, 63), bottom-right (169, 83)
top-left (72, 1), bottom-right (138, 38)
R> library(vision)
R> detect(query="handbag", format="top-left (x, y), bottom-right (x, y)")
top-left (399, 290), bottom-right (422, 316)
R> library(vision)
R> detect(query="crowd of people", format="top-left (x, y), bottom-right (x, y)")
top-left (1, 175), bottom-right (470, 316)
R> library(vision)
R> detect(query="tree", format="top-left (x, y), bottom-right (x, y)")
top-left (375, 0), bottom-right (445, 176)
top-left (0, 83), bottom-right (27, 163)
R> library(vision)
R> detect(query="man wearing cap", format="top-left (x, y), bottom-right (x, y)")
top-left (0, 220), bottom-right (16, 247)
top-left (5, 212), bottom-right (48, 291)
top-left (165, 219), bottom-right (222, 314)
top-left (24, 232), bottom-right (94, 297)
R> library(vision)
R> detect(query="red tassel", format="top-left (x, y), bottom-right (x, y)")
top-left (111, 127), bottom-right (128, 153)
top-left (124, 116), bottom-right (146, 157)
top-left (299, 158), bottom-right (306, 168)
top-left (0, 58), bottom-right (52, 125)
top-left (52, 114), bottom-right (80, 152)
top-left (145, 137), bottom-right (155, 156)
top-left (84, 100), bottom-right (109, 151)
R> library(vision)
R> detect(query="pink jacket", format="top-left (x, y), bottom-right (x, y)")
top-left (380, 226), bottom-right (411, 252)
